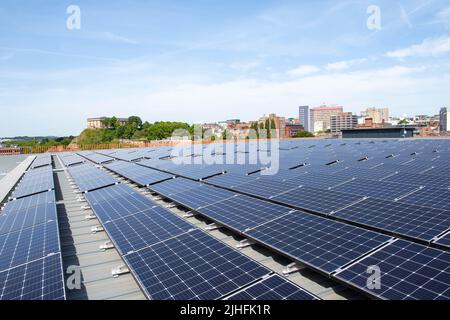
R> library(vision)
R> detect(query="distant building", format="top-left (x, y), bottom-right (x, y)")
top-left (285, 124), bottom-right (305, 138)
top-left (361, 107), bottom-right (389, 124)
top-left (440, 107), bottom-right (450, 132)
top-left (310, 105), bottom-right (343, 132)
top-left (298, 106), bottom-right (310, 132)
top-left (87, 117), bottom-right (128, 129)
top-left (258, 114), bottom-right (286, 138)
top-left (342, 127), bottom-right (416, 139)
top-left (331, 112), bottom-right (358, 136)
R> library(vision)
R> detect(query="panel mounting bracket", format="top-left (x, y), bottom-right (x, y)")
top-left (183, 211), bottom-right (195, 218)
top-left (85, 213), bottom-right (96, 220)
top-left (282, 262), bottom-right (303, 275)
top-left (100, 241), bottom-right (114, 251)
top-left (91, 225), bottom-right (104, 234)
top-left (206, 223), bottom-right (220, 231)
top-left (237, 239), bottom-right (255, 249)
top-left (112, 265), bottom-right (130, 278)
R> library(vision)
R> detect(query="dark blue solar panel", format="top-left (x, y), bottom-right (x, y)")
top-left (0, 220), bottom-right (60, 272)
top-left (167, 184), bottom-right (237, 210)
top-left (333, 198), bottom-right (450, 242)
top-left (383, 172), bottom-right (450, 189)
top-left (195, 194), bottom-right (294, 232)
top-left (85, 184), bottom-right (157, 223)
top-left (272, 186), bottom-right (364, 215)
top-left (244, 211), bottom-right (391, 274)
top-left (335, 240), bottom-right (450, 300)
top-left (284, 172), bottom-right (354, 189)
top-left (124, 229), bottom-right (270, 300)
top-left (333, 179), bottom-right (422, 201)
top-left (224, 274), bottom-right (319, 300)
top-left (104, 161), bottom-right (174, 186)
top-left (231, 178), bottom-right (300, 199)
top-left (79, 152), bottom-right (114, 164)
top-left (435, 232), bottom-right (450, 248)
top-left (103, 206), bottom-right (194, 255)
top-left (398, 187), bottom-right (450, 211)
top-left (0, 201), bottom-right (57, 236)
top-left (68, 163), bottom-right (118, 192)
top-left (205, 173), bottom-right (258, 188)
top-left (0, 253), bottom-right (65, 300)
top-left (12, 167), bottom-right (54, 199)
top-left (148, 178), bottom-right (203, 196)
top-left (2, 191), bottom-right (55, 214)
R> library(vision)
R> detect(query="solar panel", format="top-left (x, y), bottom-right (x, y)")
top-left (224, 274), bottom-right (319, 300)
top-left (30, 155), bottom-right (52, 169)
top-left (232, 178), bottom-right (300, 199)
top-left (12, 167), bottom-right (54, 199)
top-left (59, 154), bottom-right (85, 167)
top-left (334, 239), bottom-right (450, 300)
top-left (272, 186), bottom-right (364, 215)
top-left (166, 184), bottom-right (237, 210)
top-left (284, 172), bottom-right (354, 189)
top-left (204, 173), bottom-right (258, 188)
top-left (148, 178), bottom-right (203, 197)
top-left (0, 200), bottom-right (57, 236)
top-left (383, 172), bottom-right (450, 189)
top-left (435, 232), bottom-right (450, 248)
top-left (0, 253), bottom-right (65, 300)
top-left (85, 184), bottom-right (156, 223)
top-left (103, 206), bottom-right (194, 255)
top-left (332, 198), bottom-right (450, 242)
top-left (68, 163), bottom-right (118, 192)
top-left (78, 152), bottom-right (114, 164)
top-left (195, 194), bottom-right (294, 232)
top-left (244, 211), bottom-right (391, 274)
top-left (0, 220), bottom-right (60, 271)
top-left (397, 187), bottom-right (450, 211)
top-left (333, 179), bottom-right (422, 201)
top-left (124, 229), bottom-right (270, 300)
top-left (2, 191), bottom-right (55, 214)
top-left (104, 161), bottom-right (174, 186)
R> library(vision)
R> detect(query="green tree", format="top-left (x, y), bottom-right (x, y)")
top-left (295, 131), bottom-right (315, 138)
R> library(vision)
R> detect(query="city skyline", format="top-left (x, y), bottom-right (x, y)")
top-left (1, 0), bottom-right (450, 136)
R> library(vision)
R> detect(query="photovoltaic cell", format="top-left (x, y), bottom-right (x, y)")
top-left (148, 178), bottom-right (203, 197)
top-left (85, 184), bottom-right (157, 223)
top-left (224, 274), bottom-right (319, 300)
top-left (167, 184), bottom-right (237, 210)
top-left (232, 178), bottom-right (300, 199)
top-left (0, 220), bottom-right (60, 271)
top-left (333, 179), bottom-right (422, 201)
top-left (333, 198), bottom-right (450, 242)
top-left (244, 212), bottom-right (391, 274)
top-left (272, 186), bottom-right (364, 214)
top-left (0, 253), bottom-right (65, 300)
top-left (103, 206), bottom-right (194, 255)
top-left (0, 201), bottom-right (57, 236)
top-left (205, 173), bottom-right (258, 188)
top-left (2, 191), bottom-right (55, 214)
top-left (335, 240), bottom-right (450, 300)
top-left (124, 229), bottom-right (270, 300)
top-left (104, 161), bottom-right (174, 186)
top-left (195, 194), bottom-right (294, 232)
top-left (397, 187), bottom-right (450, 211)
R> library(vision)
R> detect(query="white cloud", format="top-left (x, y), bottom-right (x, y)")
top-left (287, 65), bottom-right (320, 76)
top-left (102, 32), bottom-right (140, 45)
top-left (386, 36), bottom-right (450, 58)
top-left (326, 58), bottom-right (368, 71)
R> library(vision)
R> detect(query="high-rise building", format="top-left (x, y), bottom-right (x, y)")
top-left (298, 106), bottom-right (310, 132)
top-left (440, 107), bottom-right (450, 132)
top-left (310, 105), bottom-right (343, 132)
top-left (331, 112), bottom-right (358, 135)
top-left (362, 108), bottom-right (389, 124)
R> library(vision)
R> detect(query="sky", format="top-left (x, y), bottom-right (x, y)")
top-left (1, 0), bottom-right (450, 136)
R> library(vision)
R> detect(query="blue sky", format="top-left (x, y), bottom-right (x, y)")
top-left (1, 0), bottom-right (450, 136)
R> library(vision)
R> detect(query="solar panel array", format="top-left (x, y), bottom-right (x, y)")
top-left (2, 139), bottom-right (449, 300)
top-left (84, 139), bottom-right (450, 300)
top-left (0, 156), bottom-right (65, 300)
